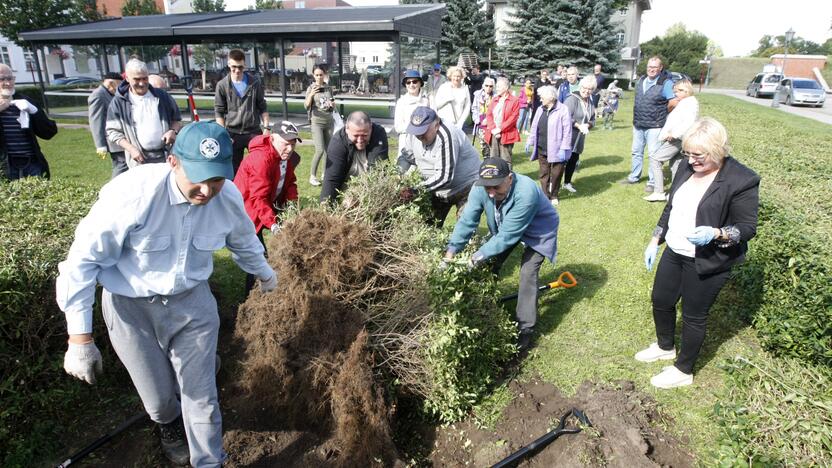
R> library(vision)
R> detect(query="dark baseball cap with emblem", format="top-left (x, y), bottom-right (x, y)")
top-left (171, 121), bottom-right (234, 182)
top-left (272, 120), bottom-right (302, 142)
top-left (406, 106), bottom-right (438, 136)
top-left (475, 157), bottom-right (512, 186)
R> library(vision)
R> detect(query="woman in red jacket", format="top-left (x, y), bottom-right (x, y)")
top-left (484, 76), bottom-right (520, 167)
top-left (233, 121), bottom-right (301, 291)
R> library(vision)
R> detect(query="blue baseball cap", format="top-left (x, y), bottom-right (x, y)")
top-left (171, 121), bottom-right (233, 182)
top-left (406, 106), bottom-right (437, 136)
top-left (433, 63), bottom-right (442, 71)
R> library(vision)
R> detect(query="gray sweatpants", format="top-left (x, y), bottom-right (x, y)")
top-left (102, 282), bottom-right (223, 467)
top-left (309, 121), bottom-right (333, 179)
top-left (490, 244), bottom-right (546, 332)
top-left (649, 139), bottom-right (683, 195)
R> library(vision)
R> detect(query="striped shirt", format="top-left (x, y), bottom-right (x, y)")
top-left (1, 107), bottom-right (36, 168)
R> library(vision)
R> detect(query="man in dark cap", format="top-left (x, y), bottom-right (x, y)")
top-left (56, 121), bottom-right (277, 466)
top-left (444, 157), bottom-right (560, 351)
top-left (89, 71), bottom-right (128, 178)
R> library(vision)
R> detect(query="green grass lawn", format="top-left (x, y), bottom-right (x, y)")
top-left (39, 93), bottom-right (827, 464)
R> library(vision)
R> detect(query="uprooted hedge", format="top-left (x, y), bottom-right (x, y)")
top-left (0, 178), bottom-right (129, 465)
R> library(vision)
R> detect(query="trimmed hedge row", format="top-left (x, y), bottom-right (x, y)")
top-left (704, 95), bottom-right (832, 368)
top-left (0, 178), bottom-right (129, 465)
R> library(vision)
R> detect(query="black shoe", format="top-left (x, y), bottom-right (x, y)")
top-left (517, 331), bottom-right (534, 352)
top-left (159, 416), bottom-right (190, 466)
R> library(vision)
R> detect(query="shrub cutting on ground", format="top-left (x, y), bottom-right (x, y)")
top-left (231, 163), bottom-right (516, 464)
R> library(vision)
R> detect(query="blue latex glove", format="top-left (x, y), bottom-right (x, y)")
top-left (644, 244), bottom-right (659, 271)
top-left (557, 149), bottom-right (567, 160)
top-left (687, 226), bottom-right (717, 246)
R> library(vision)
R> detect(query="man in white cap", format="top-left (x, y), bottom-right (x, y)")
top-left (56, 121), bottom-right (277, 466)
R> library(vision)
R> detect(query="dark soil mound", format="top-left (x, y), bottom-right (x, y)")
top-left (228, 210), bottom-right (400, 466)
top-left (430, 379), bottom-right (695, 467)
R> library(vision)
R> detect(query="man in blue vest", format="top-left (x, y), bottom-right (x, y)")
top-left (621, 56), bottom-right (675, 191)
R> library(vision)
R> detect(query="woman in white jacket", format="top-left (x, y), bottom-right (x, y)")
top-left (394, 69), bottom-right (430, 136)
top-left (432, 66), bottom-right (470, 129)
top-left (644, 79), bottom-right (699, 202)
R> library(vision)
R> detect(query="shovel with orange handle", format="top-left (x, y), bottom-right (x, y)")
top-left (499, 271), bottom-right (577, 303)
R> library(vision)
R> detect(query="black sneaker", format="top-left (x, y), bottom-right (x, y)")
top-left (517, 331), bottom-right (534, 352)
top-left (159, 416), bottom-right (190, 466)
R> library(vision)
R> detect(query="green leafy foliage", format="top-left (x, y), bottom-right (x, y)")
top-left (638, 23), bottom-right (709, 80)
top-left (0, 0), bottom-right (100, 48)
top-left (0, 178), bottom-right (124, 464)
top-left (714, 355), bottom-right (832, 465)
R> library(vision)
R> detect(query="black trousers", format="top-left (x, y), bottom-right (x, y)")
top-left (651, 248), bottom-right (730, 374)
top-left (564, 152), bottom-right (580, 185)
top-left (429, 184), bottom-right (472, 228)
top-left (230, 131), bottom-right (259, 176)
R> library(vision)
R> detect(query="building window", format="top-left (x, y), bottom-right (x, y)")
top-left (617, 32), bottom-right (625, 45)
top-left (372, 55), bottom-right (378, 63)
top-left (0, 46), bottom-right (11, 68)
top-left (296, 1), bottom-right (305, 7)
top-left (24, 51), bottom-right (35, 71)
top-left (360, 57), bottom-right (365, 63)
top-left (618, 7), bottom-right (628, 16)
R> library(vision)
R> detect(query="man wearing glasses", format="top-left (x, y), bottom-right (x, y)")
top-left (214, 49), bottom-right (270, 175)
top-left (0, 64), bottom-right (57, 180)
top-left (621, 56), bottom-right (676, 191)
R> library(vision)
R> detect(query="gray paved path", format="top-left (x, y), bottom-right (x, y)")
top-left (701, 88), bottom-right (832, 125)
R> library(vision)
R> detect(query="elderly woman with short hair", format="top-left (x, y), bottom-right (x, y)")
top-left (526, 85), bottom-right (572, 207)
top-left (394, 69), bottom-right (429, 136)
top-left (638, 117), bottom-right (760, 389)
top-left (561, 74), bottom-right (596, 193)
top-left (433, 66), bottom-right (470, 129)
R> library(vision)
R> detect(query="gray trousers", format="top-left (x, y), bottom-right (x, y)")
top-left (649, 139), bottom-right (683, 195)
top-left (310, 121), bottom-right (333, 179)
top-left (490, 243), bottom-right (546, 332)
top-left (490, 135), bottom-right (514, 166)
top-left (102, 282), bottom-right (224, 467)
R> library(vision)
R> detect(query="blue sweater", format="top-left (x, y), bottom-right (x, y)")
top-left (447, 172), bottom-right (559, 262)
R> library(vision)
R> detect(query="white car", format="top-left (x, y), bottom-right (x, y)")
top-left (746, 72), bottom-right (783, 98)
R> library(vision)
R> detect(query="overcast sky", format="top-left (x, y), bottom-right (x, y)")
top-left (225, 0), bottom-right (832, 57)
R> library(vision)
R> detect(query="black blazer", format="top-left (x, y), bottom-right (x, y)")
top-left (656, 156), bottom-right (760, 275)
top-left (319, 122), bottom-right (389, 203)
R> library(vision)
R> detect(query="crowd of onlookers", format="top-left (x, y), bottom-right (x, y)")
top-left (3, 51), bottom-right (760, 466)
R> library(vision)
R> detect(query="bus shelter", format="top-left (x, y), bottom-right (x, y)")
top-left (18, 4), bottom-right (445, 120)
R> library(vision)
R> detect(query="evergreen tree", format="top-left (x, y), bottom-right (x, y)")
top-left (191, 0), bottom-right (225, 13)
top-left (581, 0), bottom-right (620, 72)
top-left (501, 0), bottom-right (550, 77)
top-left (441, 0), bottom-right (494, 66)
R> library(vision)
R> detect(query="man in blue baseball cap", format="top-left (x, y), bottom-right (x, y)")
top-left (56, 121), bottom-right (277, 466)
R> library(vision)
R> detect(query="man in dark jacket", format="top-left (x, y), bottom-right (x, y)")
top-left (107, 59), bottom-right (181, 169)
top-left (88, 72), bottom-right (126, 178)
top-left (214, 49), bottom-right (270, 175)
top-left (319, 111), bottom-right (388, 203)
top-left (0, 64), bottom-right (57, 180)
top-left (622, 56), bottom-right (675, 191)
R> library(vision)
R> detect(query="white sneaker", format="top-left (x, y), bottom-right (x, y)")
top-left (643, 192), bottom-right (667, 202)
top-left (563, 183), bottom-right (577, 193)
top-left (550, 199), bottom-right (559, 207)
top-left (309, 175), bottom-right (321, 186)
top-left (634, 342), bottom-right (676, 362)
top-left (650, 365), bottom-right (693, 389)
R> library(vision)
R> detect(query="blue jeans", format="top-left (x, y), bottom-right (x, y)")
top-left (517, 107), bottom-right (530, 132)
top-left (628, 127), bottom-right (661, 185)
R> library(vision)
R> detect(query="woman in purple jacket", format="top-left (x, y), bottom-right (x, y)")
top-left (526, 86), bottom-right (572, 207)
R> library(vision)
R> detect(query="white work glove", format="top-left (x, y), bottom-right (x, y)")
top-left (270, 223), bottom-right (280, 235)
top-left (260, 270), bottom-right (278, 293)
top-left (12, 99), bottom-right (36, 114)
top-left (64, 341), bottom-right (103, 384)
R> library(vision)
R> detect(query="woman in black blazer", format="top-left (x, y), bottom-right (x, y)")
top-left (636, 117), bottom-right (760, 389)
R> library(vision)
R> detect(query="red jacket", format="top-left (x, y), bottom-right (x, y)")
top-left (484, 92), bottom-right (520, 145)
top-left (233, 134), bottom-right (299, 233)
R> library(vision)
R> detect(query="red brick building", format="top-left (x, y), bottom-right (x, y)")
top-left (770, 54), bottom-right (828, 80)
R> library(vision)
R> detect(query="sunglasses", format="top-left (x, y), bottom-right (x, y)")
top-left (405, 79), bottom-right (421, 85)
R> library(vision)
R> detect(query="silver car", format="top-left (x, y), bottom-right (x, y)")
top-left (746, 72), bottom-right (783, 98)
top-left (776, 78), bottom-right (826, 107)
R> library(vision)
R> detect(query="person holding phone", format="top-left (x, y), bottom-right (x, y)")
top-left (305, 65), bottom-right (335, 186)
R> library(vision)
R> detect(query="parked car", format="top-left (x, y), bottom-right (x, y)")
top-left (775, 78), bottom-right (826, 107)
top-left (745, 72), bottom-right (782, 98)
top-left (52, 76), bottom-right (99, 87)
top-left (669, 71), bottom-right (692, 82)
